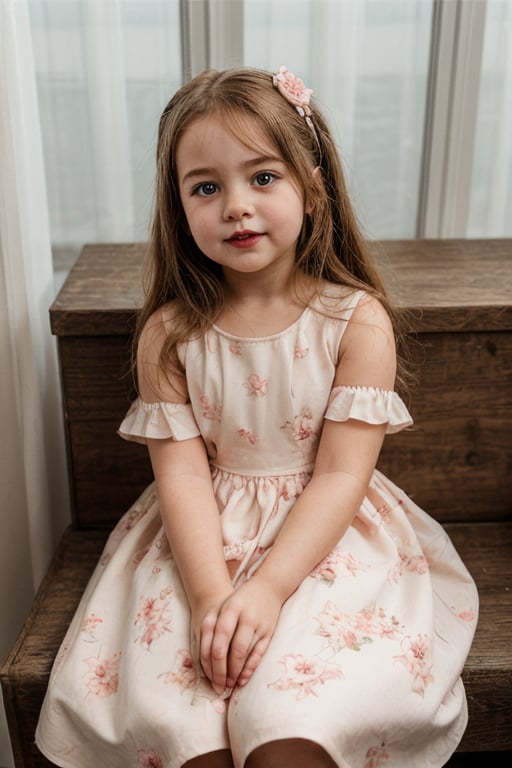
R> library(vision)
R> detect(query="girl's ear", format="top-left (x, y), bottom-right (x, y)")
top-left (305, 166), bottom-right (322, 215)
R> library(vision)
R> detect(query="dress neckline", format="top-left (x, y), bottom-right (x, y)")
top-left (212, 305), bottom-right (310, 342)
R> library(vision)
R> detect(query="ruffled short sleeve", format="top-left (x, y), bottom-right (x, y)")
top-left (325, 386), bottom-right (413, 434)
top-left (118, 398), bottom-right (201, 444)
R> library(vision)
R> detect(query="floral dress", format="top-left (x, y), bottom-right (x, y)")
top-left (36, 286), bottom-right (478, 768)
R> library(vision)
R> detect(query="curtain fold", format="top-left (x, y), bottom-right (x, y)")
top-left (0, 1), bottom-right (70, 589)
top-left (81, 0), bottom-right (135, 240)
top-left (1, 3), bottom-right (71, 761)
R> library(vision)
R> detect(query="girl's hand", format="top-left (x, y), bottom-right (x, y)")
top-left (202, 576), bottom-right (283, 696)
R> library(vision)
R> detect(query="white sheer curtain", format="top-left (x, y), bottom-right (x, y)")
top-left (468, 0), bottom-right (512, 236)
top-left (0, 1), bottom-right (69, 763)
top-left (29, 0), bottom-right (182, 253)
top-left (79, 0), bottom-right (135, 240)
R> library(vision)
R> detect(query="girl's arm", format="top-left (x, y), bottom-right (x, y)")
top-left (137, 313), bottom-right (233, 676)
top-left (206, 295), bottom-right (397, 695)
top-left (146, 437), bottom-right (233, 609)
top-left (253, 294), bottom-right (396, 599)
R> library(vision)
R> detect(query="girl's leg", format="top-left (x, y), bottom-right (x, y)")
top-left (183, 749), bottom-right (234, 767)
top-left (245, 739), bottom-right (337, 768)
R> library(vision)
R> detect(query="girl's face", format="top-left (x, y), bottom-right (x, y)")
top-left (176, 114), bottom-right (306, 284)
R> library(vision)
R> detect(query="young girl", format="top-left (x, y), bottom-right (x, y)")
top-left (36, 66), bottom-right (478, 768)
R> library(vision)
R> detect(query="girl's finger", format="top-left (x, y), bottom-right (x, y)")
top-left (225, 626), bottom-right (259, 690)
top-left (237, 637), bottom-right (269, 688)
top-left (209, 611), bottom-right (238, 695)
top-left (199, 611), bottom-right (217, 682)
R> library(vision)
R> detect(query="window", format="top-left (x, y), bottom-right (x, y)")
top-left (28, 0), bottom-right (512, 272)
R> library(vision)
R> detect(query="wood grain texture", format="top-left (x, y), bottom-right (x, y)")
top-left (378, 331), bottom-right (512, 522)
top-left (58, 336), bottom-right (136, 419)
top-left (375, 238), bottom-right (512, 331)
top-left (68, 422), bottom-right (151, 527)
top-left (50, 239), bottom-right (512, 335)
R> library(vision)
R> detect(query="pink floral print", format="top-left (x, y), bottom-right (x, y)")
top-left (400, 548), bottom-right (429, 574)
top-left (389, 547), bottom-right (429, 583)
top-left (316, 601), bottom-right (372, 653)
top-left (279, 473), bottom-right (308, 501)
top-left (450, 605), bottom-right (477, 622)
top-left (159, 650), bottom-right (228, 713)
top-left (316, 602), bottom-right (403, 653)
top-left (137, 749), bottom-right (163, 767)
top-left (310, 550), bottom-right (370, 585)
top-left (238, 428), bottom-right (256, 445)
top-left (294, 345), bottom-right (309, 358)
top-left (229, 341), bottom-right (242, 355)
top-left (364, 744), bottom-right (390, 767)
top-left (81, 612), bottom-right (103, 641)
top-left (394, 634), bottom-right (434, 695)
top-left (199, 394), bottom-right (222, 421)
top-left (269, 653), bottom-right (343, 700)
top-left (133, 546), bottom-right (150, 566)
top-left (134, 587), bottom-right (173, 649)
top-left (281, 408), bottom-right (315, 442)
top-left (243, 373), bottom-right (268, 396)
top-left (119, 502), bottom-right (150, 533)
top-left (310, 554), bottom-right (340, 585)
top-left (82, 651), bottom-right (121, 697)
top-left (159, 649), bottom-right (196, 693)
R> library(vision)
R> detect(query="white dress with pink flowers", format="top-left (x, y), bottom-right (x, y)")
top-left (36, 286), bottom-right (478, 768)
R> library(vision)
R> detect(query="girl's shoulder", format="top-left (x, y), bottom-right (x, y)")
top-left (314, 281), bottom-right (394, 349)
top-left (138, 301), bottom-right (179, 347)
top-left (312, 281), bottom-right (383, 322)
top-left (137, 301), bottom-right (188, 404)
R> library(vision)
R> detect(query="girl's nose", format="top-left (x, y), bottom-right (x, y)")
top-left (223, 188), bottom-right (254, 221)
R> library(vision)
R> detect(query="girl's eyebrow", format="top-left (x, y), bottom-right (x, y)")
top-left (181, 155), bottom-right (284, 184)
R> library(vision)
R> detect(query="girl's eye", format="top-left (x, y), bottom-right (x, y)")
top-left (254, 172), bottom-right (276, 187)
top-left (195, 182), bottom-right (218, 197)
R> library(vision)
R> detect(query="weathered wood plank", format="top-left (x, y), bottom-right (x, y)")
top-left (50, 240), bottom-right (512, 335)
top-left (378, 330), bottom-right (512, 522)
top-left (377, 238), bottom-right (512, 332)
top-left (58, 336), bottom-right (136, 420)
top-left (67, 421), bottom-right (151, 527)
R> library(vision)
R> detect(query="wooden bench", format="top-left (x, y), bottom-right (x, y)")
top-left (2, 240), bottom-right (511, 767)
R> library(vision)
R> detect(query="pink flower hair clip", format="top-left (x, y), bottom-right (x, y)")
top-left (272, 65), bottom-right (320, 148)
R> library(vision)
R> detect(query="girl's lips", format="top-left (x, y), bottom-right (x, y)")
top-left (225, 231), bottom-right (263, 249)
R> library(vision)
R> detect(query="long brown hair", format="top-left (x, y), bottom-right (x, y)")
top-left (137, 67), bottom-right (409, 393)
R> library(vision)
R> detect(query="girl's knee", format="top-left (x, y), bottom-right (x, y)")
top-left (244, 738), bottom-right (337, 768)
top-left (183, 749), bottom-right (234, 768)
